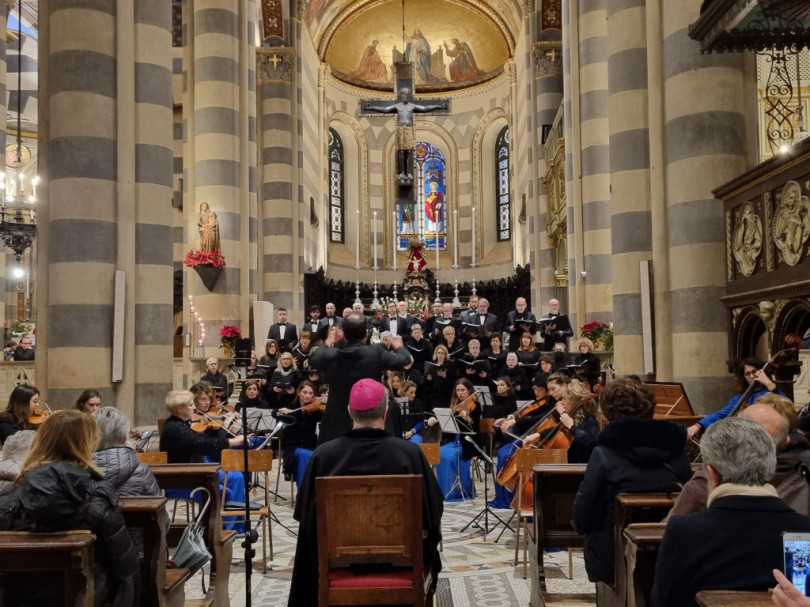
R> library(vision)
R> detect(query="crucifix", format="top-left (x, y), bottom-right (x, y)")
top-left (360, 62), bottom-right (450, 185)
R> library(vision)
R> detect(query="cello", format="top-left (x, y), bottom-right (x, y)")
top-left (505, 389), bottom-right (600, 509)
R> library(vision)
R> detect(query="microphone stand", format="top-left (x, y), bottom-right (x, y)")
top-left (459, 436), bottom-right (513, 540)
top-left (255, 418), bottom-right (297, 534)
top-left (241, 399), bottom-right (256, 606)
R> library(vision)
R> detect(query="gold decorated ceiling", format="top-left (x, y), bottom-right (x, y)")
top-left (306, 0), bottom-right (518, 92)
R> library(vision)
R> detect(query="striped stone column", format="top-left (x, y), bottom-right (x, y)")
top-left (563, 0), bottom-right (613, 335)
top-left (662, 0), bottom-right (746, 410)
top-left (533, 26), bottom-right (564, 312)
top-left (257, 46), bottom-right (298, 311)
top-left (183, 0), bottom-right (256, 351)
top-left (0, 4), bottom-right (7, 326)
top-left (607, 0), bottom-right (652, 375)
top-left (37, 0), bottom-right (174, 420)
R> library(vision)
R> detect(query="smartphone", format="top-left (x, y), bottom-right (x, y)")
top-left (783, 532), bottom-right (810, 594)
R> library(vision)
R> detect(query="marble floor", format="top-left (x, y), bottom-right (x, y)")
top-left (181, 472), bottom-right (598, 607)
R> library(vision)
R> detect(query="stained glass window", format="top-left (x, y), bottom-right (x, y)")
top-left (395, 142), bottom-right (446, 251)
top-left (328, 128), bottom-right (344, 243)
top-left (496, 126), bottom-right (511, 241)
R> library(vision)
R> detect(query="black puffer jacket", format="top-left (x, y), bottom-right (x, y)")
top-left (93, 446), bottom-right (160, 496)
top-left (0, 461), bottom-right (139, 606)
top-left (573, 417), bottom-right (691, 583)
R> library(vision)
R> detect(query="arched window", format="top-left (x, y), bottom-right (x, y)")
top-left (396, 142), bottom-right (446, 252)
top-left (328, 128), bottom-right (344, 243)
top-left (496, 126), bottom-right (511, 241)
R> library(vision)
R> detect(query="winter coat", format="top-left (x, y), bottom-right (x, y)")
top-left (92, 446), bottom-right (161, 497)
top-left (0, 461), bottom-right (139, 606)
top-left (0, 458), bottom-right (20, 492)
top-left (572, 417), bottom-right (691, 583)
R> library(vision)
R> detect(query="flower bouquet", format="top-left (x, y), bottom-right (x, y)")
top-left (580, 320), bottom-right (613, 351)
top-left (184, 250), bottom-right (226, 268)
top-left (220, 325), bottom-right (242, 356)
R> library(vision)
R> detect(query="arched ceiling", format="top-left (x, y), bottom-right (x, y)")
top-left (305, 0), bottom-right (522, 92)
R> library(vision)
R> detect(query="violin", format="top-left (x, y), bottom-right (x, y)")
top-left (451, 392), bottom-right (478, 415)
top-left (28, 401), bottom-right (55, 426)
top-left (28, 406), bottom-right (52, 426)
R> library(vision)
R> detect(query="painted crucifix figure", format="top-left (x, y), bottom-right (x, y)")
top-left (360, 62), bottom-right (450, 184)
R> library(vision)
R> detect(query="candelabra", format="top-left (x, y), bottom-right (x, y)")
top-left (471, 261), bottom-right (477, 297)
top-left (371, 265), bottom-right (380, 311)
top-left (392, 270), bottom-right (398, 302)
top-left (435, 270), bottom-right (441, 304)
top-left (452, 263), bottom-right (461, 309)
top-left (354, 268), bottom-right (361, 306)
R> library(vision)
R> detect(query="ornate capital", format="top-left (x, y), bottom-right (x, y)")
top-left (533, 42), bottom-right (562, 78)
top-left (257, 47), bottom-right (295, 84)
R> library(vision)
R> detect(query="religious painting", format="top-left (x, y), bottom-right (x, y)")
top-left (347, 40), bottom-right (389, 83)
top-left (395, 142), bottom-right (446, 252)
top-left (323, 0), bottom-right (510, 92)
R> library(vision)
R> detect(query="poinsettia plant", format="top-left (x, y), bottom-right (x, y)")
top-left (220, 325), bottom-right (242, 349)
top-left (184, 249), bottom-right (226, 268)
top-left (580, 320), bottom-right (613, 350)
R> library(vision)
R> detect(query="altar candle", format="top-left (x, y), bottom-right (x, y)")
top-left (471, 207), bottom-right (476, 266)
top-left (373, 211), bottom-right (378, 268)
top-left (355, 209), bottom-right (360, 269)
top-left (392, 211), bottom-right (397, 270)
top-left (453, 209), bottom-right (458, 266)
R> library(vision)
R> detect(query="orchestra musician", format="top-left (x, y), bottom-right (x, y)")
top-left (432, 378), bottom-right (482, 501)
top-left (278, 381), bottom-right (323, 488)
top-left (400, 380), bottom-right (428, 443)
top-left (486, 377), bottom-right (518, 422)
top-left (74, 389), bottom-right (102, 414)
top-left (0, 384), bottom-right (41, 444)
top-left (489, 375), bottom-right (552, 508)
top-left (159, 388), bottom-right (250, 531)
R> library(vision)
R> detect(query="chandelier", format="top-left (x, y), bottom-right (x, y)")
top-left (0, 4), bottom-right (38, 263)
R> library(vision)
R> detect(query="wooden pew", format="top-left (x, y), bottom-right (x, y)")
top-left (597, 493), bottom-right (678, 607)
top-left (0, 530), bottom-right (95, 606)
top-left (695, 590), bottom-right (773, 606)
top-left (120, 495), bottom-right (189, 607)
top-left (623, 523), bottom-right (666, 607)
top-left (149, 463), bottom-right (236, 607)
top-left (528, 463), bottom-right (590, 607)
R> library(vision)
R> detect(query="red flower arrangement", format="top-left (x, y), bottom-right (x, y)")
top-left (184, 249), bottom-right (226, 268)
top-left (220, 325), bottom-right (242, 349)
top-left (580, 320), bottom-right (611, 341)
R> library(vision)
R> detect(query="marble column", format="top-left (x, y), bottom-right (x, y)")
top-left (661, 0), bottom-right (746, 410)
top-left (183, 0), bottom-right (257, 351)
top-left (607, 0), bottom-right (652, 374)
top-left (563, 0), bottom-right (613, 335)
top-left (37, 0), bottom-right (174, 422)
top-left (258, 46), bottom-right (299, 311)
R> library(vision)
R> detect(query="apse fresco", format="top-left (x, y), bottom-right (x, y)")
top-left (322, 0), bottom-right (510, 91)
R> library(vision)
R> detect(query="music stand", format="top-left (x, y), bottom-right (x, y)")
top-left (459, 437), bottom-right (513, 540)
top-left (477, 385), bottom-right (493, 409)
top-left (433, 408), bottom-right (475, 502)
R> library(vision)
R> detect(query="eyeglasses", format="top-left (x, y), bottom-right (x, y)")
top-left (744, 370), bottom-right (758, 377)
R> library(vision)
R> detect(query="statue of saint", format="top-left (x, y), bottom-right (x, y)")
top-left (198, 202), bottom-right (220, 253)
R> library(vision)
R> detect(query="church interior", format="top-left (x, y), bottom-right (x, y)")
top-left (0, 0), bottom-right (809, 605)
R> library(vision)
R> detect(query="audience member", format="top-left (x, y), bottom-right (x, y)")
top-left (651, 417), bottom-right (810, 607)
top-left (573, 378), bottom-right (691, 583)
top-left (288, 378), bottom-right (443, 606)
top-left (0, 430), bottom-right (34, 491)
top-left (12, 336), bottom-right (35, 361)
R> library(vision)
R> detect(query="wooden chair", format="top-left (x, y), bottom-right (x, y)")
top-left (0, 530), bottom-right (95, 606)
top-left (138, 451), bottom-right (169, 465)
top-left (695, 590), bottom-right (773, 606)
top-left (510, 448), bottom-right (567, 578)
top-left (315, 475), bottom-right (431, 606)
top-left (220, 449), bottom-right (274, 572)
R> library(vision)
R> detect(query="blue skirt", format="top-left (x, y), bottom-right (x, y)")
top-left (489, 439), bottom-right (519, 509)
top-left (437, 440), bottom-right (475, 502)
